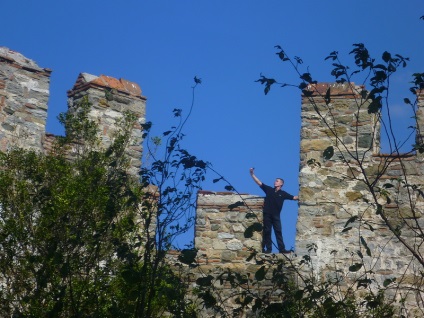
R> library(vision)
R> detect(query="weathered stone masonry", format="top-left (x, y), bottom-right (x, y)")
top-left (67, 73), bottom-right (146, 176)
top-left (2, 47), bottom-right (424, 315)
top-left (192, 83), bottom-right (424, 316)
top-left (0, 47), bottom-right (51, 152)
top-left (195, 191), bottom-right (263, 264)
top-left (0, 47), bottom-right (146, 176)
top-left (296, 83), bottom-right (424, 313)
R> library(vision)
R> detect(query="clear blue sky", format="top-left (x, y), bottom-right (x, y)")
top-left (2, 1), bottom-right (423, 251)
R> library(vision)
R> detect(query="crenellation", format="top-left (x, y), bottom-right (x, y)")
top-left (296, 81), bottom-right (424, 316)
top-left (67, 73), bottom-right (146, 175)
top-left (2, 47), bottom-right (423, 316)
top-left (0, 47), bottom-right (146, 176)
top-left (195, 191), bottom-right (263, 262)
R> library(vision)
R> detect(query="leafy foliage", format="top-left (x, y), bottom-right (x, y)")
top-left (190, 247), bottom-right (395, 317)
top-left (0, 93), bottom-right (198, 317)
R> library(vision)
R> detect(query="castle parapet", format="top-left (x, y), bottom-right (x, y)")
top-left (195, 191), bottom-right (263, 262)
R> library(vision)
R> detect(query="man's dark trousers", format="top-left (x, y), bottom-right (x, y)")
top-left (262, 212), bottom-right (286, 252)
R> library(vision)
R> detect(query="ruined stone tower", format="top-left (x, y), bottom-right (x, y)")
top-left (67, 73), bottom-right (146, 175)
top-left (296, 83), bottom-right (424, 312)
top-left (0, 47), bottom-right (51, 152)
top-left (0, 47), bottom-right (146, 175)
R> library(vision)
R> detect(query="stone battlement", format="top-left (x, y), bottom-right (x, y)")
top-left (1, 47), bottom-right (423, 316)
top-left (0, 47), bottom-right (146, 175)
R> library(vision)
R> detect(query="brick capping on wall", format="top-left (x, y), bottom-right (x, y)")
top-left (304, 82), bottom-right (364, 98)
top-left (197, 190), bottom-right (251, 196)
top-left (66, 72), bottom-right (146, 176)
top-left (67, 73), bottom-right (146, 100)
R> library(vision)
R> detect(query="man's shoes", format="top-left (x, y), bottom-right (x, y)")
top-left (262, 250), bottom-right (272, 254)
top-left (279, 249), bottom-right (293, 254)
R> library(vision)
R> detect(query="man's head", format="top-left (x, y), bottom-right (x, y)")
top-left (274, 178), bottom-right (284, 189)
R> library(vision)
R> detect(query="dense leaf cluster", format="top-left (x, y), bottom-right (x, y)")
top-left (0, 96), bottom-right (197, 317)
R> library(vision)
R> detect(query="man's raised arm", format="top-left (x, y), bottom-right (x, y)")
top-left (249, 168), bottom-right (262, 186)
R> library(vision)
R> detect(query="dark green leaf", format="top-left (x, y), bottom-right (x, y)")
top-left (364, 222), bottom-right (375, 232)
top-left (376, 204), bottom-right (383, 215)
top-left (255, 266), bottom-right (266, 281)
top-left (173, 108), bottom-right (182, 117)
top-left (368, 98), bottom-right (382, 114)
top-left (323, 146), bottom-right (334, 160)
top-left (299, 82), bottom-right (308, 90)
top-left (383, 278), bottom-right (396, 287)
top-left (243, 295), bottom-right (253, 305)
top-left (256, 74), bottom-right (276, 95)
top-left (200, 291), bottom-right (216, 308)
top-left (225, 185), bottom-right (235, 191)
top-left (382, 51), bottom-right (391, 63)
top-left (300, 72), bottom-right (314, 83)
top-left (302, 89), bottom-right (314, 97)
top-left (373, 64), bottom-right (387, 70)
top-left (178, 249), bottom-right (198, 265)
top-left (252, 298), bottom-right (263, 312)
top-left (252, 222), bottom-right (263, 232)
top-left (413, 143), bottom-right (424, 153)
top-left (194, 76), bottom-right (202, 84)
top-left (228, 201), bottom-right (245, 210)
top-left (294, 289), bottom-right (304, 300)
top-left (357, 278), bottom-right (372, 288)
top-left (196, 275), bottom-right (214, 287)
top-left (276, 51), bottom-right (285, 60)
top-left (344, 215), bottom-right (358, 227)
top-left (324, 87), bottom-right (331, 105)
top-left (342, 227), bottom-right (352, 233)
top-left (245, 212), bottom-right (257, 219)
top-left (244, 222), bottom-right (263, 238)
top-left (360, 236), bottom-right (372, 256)
top-left (294, 56), bottom-right (303, 64)
top-left (244, 226), bottom-right (254, 238)
top-left (383, 183), bottom-right (394, 188)
top-left (349, 263), bottom-right (363, 272)
top-left (311, 289), bottom-right (325, 299)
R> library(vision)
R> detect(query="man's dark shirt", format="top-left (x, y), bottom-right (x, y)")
top-left (260, 183), bottom-right (294, 215)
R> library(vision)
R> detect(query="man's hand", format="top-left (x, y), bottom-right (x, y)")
top-left (250, 168), bottom-right (262, 186)
top-left (293, 196), bottom-right (299, 201)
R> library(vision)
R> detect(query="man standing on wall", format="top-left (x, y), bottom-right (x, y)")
top-left (250, 168), bottom-right (299, 254)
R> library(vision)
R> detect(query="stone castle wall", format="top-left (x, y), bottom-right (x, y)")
top-left (2, 47), bottom-right (423, 316)
top-left (296, 83), bottom-right (423, 313)
top-left (0, 47), bottom-right (146, 175)
top-left (192, 83), bottom-right (424, 316)
top-left (195, 191), bottom-right (263, 263)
